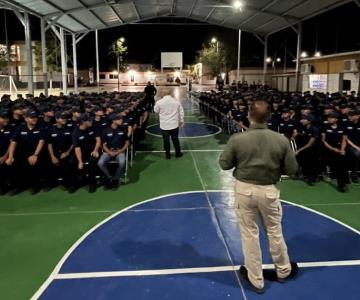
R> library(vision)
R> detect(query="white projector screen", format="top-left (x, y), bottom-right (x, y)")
top-left (161, 52), bottom-right (183, 69)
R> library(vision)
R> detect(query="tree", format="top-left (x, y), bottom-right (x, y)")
top-left (196, 41), bottom-right (237, 78)
top-left (109, 38), bottom-right (128, 73)
top-left (33, 31), bottom-right (61, 74)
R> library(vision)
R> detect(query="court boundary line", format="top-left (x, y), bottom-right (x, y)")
top-left (53, 259), bottom-right (360, 280)
top-left (146, 122), bottom-right (222, 139)
top-left (30, 190), bottom-right (360, 299)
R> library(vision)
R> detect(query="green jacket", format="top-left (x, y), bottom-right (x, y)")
top-left (219, 123), bottom-right (299, 185)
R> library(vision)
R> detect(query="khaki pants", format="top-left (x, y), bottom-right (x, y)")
top-left (234, 180), bottom-right (291, 289)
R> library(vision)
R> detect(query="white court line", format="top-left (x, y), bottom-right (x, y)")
top-left (30, 190), bottom-right (360, 299)
top-left (53, 259), bottom-right (360, 280)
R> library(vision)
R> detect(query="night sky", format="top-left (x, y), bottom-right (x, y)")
top-left (0, 1), bottom-right (359, 71)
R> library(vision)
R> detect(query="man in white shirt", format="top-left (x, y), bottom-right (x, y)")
top-left (154, 89), bottom-right (184, 159)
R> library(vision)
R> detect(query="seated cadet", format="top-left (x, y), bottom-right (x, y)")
top-left (0, 111), bottom-right (13, 194)
top-left (47, 112), bottom-right (75, 189)
top-left (294, 114), bottom-right (320, 185)
top-left (71, 113), bottom-right (101, 193)
top-left (6, 110), bottom-right (46, 194)
top-left (346, 110), bottom-right (360, 183)
top-left (279, 108), bottom-right (297, 139)
top-left (98, 114), bottom-right (129, 189)
top-left (321, 112), bottom-right (349, 192)
top-left (93, 106), bottom-right (109, 135)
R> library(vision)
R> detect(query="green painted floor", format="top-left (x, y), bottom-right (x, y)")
top-left (0, 90), bottom-right (359, 300)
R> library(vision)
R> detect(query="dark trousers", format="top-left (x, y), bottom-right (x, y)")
top-left (297, 147), bottom-right (320, 181)
top-left (0, 163), bottom-right (13, 188)
top-left (77, 155), bottom-right (99, 187)
top-left (161, 128), bottom-right (181, 155)
top-left (14, 155), bottom-right (44, 189)
top-left (48, 154), bottom-right (77, 187)
top-left (347, 146), bottom-right (360, 179)
top-left (324, 150), bottom-right (349, 187)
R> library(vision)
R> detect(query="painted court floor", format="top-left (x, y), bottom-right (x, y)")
top-left (0, 87), bottom-right (360, 300)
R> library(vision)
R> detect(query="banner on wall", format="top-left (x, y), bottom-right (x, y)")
top-left (309, 74), bottom-right (328, 90)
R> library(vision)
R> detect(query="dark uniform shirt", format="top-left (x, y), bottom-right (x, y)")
top-left (346, 122), bottom-right (360, 146)
top-left (93, 118), bottom-right (110, 136)
top-left (48, 125), bottom-right (74, 156)
top-left (279, 118), bottom-right (298, 138)
top-left (0, 126), bottom-right (13, 156)
top-left (72, 126), bottom-right (99, 155)
top-left (267, 115), bottom-right (279, 132)
top-left (102, 126), bottom-right (128, 150)
top-left (11, 124), bottom-right (45, 157)
top-left (322, 125), bottom-right (346, 148)
top-left (298, 125), bottom-right (320, 148)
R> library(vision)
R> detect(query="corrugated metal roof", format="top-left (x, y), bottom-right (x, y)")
top-left (0, 0), bottom-right (353, 35)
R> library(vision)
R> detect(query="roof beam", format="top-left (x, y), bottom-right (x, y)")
top-left (104, 0), bottom-right (124, 23)
top-left (353, 0), bottom-right (360, 8)
top-left (188, 0), bottom-right (199, 17)
top-left (171, 0), bottom-right (177, 15)
top-left (239, 0), bottom-right (280, 27)
top-left (205, 7), bottom-right (216, 21)
top-left (41, 0), bottom-right (91, 31)
top-left (76, 0), bottom-right (108, 27)
top-left (253, 0), bottom-right (312, 31)
top-left (132, 1), bottom-right (141, 20)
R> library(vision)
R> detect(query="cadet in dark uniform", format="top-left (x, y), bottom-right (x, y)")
top-left (279, 108), bottom-right (297, 139)
top-left (144, 82), bottom-right (157, 111)
top-left (321, 112), bottom-right (349, 192)
top-left (98, 114), bottom-right (129, 189)
top-left (6, 110), bottom-right (46, 194)
top-left (346, 110), bottom-right (360, 183)
top-left (72, 113), bottom-right (101, 193)
top-left (294, 114), bottom-right (320, 185)
top-left (219, 99), bottom-right (299, 294)
top-left (47, 112), bottom-right (75, 189)
top-left (0, 111), bottom-right (13, 194)
top-left (93, 106), bottom-right (109, 135)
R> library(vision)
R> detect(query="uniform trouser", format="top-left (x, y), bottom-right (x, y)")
top-left (324, 150), bottom-right (349, 186)
top-left (0, 163), bottom-right (13, 188)
top-left (14, 156), bottom-right (44, 188)
top-left (234, 180), bottom-right (291, 289)
top-left (98, 152), bottom-right (126, 180)
top-left (161, 128), bottom-right (181, 155)
top-left (296, 147), bottom-right (319, 180)
top-left (77, 154), bottom-right (99, 187)
top-left (48, 154), bottom-right (77, 187)
top-left (347, 146), bottom-right (360, 178)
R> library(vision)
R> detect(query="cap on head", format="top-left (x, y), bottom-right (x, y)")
top-left (109, 113), bottom-right (122, 122)
top-left (55, 111), bottom-right (68, 120)
top-left (24, 110), bottom-right (38, 118)
top-left (302, 114), bottom-right (315, 122)
top-left (79, 113), bottom-right (93, 123)
top-left (0, 110), bottom-right (10, 119)
top-left (327, 112), bottom-right (339, 119)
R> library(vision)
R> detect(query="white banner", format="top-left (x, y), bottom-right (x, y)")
top-left (309, 74), bottom-right (327, 90)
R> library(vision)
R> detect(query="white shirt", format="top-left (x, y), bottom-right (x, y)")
top-left (154, 95), bottom-right (184, 130)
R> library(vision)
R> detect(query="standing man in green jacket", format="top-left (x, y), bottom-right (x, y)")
top-left (219, 99), bottom-right (299, 294)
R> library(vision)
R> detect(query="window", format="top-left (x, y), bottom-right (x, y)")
top-left (99, 74), bottom-right (106, 79)
top-left (109, 74), bottom-right (118, 79)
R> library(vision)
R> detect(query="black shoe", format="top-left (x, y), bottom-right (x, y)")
top-left (165, 153), bottom-right (171, 159)
top-left (103, 178), bottom-right (112, 190)
top-left (277, 262), bottom-right (299, 283)
top-left (111, 179), bottom-right (120, 190)
top-left (89, 185), bottom-right (97, 193)
top-left (337, 184), bottom-right (347, 193)
top-left (30, 186), bottom-right (41, 195)
top-left (239, 266), bottom-right (265, 294)
top-left (175, 152), bottom-right (183, 158)
top-left (305, 178), bottom-right (315, 186)
top-left (68, 186), bottom-right (78, 194)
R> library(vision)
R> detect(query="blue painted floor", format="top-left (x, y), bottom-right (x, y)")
top-left (38, 192), bottom-right (360, 299)
top-left (146, 123), bottom-right (221, 138)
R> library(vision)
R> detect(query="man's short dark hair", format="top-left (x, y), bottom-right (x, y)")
top-left (249, 100), bottom-right (270, 124)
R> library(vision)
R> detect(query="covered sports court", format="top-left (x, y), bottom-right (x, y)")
top-left (0, 1), bottom-right (359, 300)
